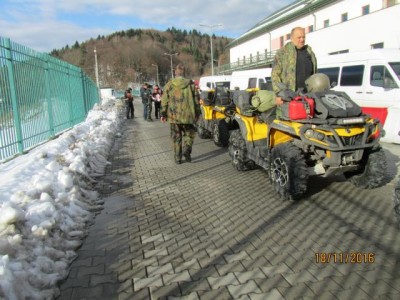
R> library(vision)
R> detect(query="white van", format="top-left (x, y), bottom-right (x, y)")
top-left (230, 68), bottom-right (272, 90)
top-left (318, 49), bottom-right (400, 144)
top-left (199, 75), bottom-right (231, 91)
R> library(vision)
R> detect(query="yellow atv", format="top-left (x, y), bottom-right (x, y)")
top-left (197, 84), bottom-right (235, 147)
top-left (228, 74), bottom-right (387, 200)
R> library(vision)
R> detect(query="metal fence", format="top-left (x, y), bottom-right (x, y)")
top-left (0, 37), bottom-right (100, 162)
top-left (217, 50), bottom-right (278, 74)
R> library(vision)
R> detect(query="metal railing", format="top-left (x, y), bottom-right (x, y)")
top-left (216, 50), bottom-right (278, 74)
top-left (0, 37), bottom-right (100, 162)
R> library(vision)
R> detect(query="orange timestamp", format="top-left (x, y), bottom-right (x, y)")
top-left (315, 252), bottom-right (375, 264)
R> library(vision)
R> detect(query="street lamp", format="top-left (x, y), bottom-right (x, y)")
top-left (199, 23), bottom-right (222, 76)
top-left (151, 63), bottom-right (159, 86)
top-left (163, 52), bottom-right (179, 78)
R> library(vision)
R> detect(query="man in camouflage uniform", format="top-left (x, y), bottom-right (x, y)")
top-left (271, 26), bottom-right (317, 107)
top-left (160, 63), bottom-right (201, 164)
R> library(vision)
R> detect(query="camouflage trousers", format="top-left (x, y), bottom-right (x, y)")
top-left (146, 101), bottom-right (153, 119)
top-left (170, 123), bottom-right (196, 161)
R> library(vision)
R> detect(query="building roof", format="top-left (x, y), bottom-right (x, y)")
top-left (227, 0), bottom-right (336, 48)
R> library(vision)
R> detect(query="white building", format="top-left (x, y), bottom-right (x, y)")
top-left (223, 0), bottom-right (400, 73)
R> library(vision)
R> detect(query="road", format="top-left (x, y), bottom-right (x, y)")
top-left (58, 102), bottom-right (400, 300)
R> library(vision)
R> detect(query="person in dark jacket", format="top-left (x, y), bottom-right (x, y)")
top-left (141, 83), bottom-right (151, 119)
top-left (124, 88), bottom-right (134, 119)
top-left (161, 63), bottom-right (201, 164)
top-left (271, 26), bottom-right (317, 106)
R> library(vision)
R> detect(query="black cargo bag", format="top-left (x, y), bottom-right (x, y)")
top-left (232, 90), bottom-right (253, 116)
top-left (311, 91), bottom-right (362, 119)
top-left (214, 87), bottom-right (231, 106)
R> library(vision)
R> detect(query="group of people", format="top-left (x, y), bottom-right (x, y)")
top-left (140, 83), bottom-right (163, 121)
top-left (124, 26), bottom-right (317, 165)
top-left (124, 83), bottom-right (163, 120)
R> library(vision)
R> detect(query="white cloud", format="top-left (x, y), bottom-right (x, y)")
top-left (0, 0), bottom-right (295, 52)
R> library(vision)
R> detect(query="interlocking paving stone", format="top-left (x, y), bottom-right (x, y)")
top-left (197, 287), bottom-right (232, 300)
top-left (234, 269), bottom-right (268, 284)
top-left (133, 275), bottom-right (163, 291)
top-left (163, 270), bottom-right (192, 285)
top-left (227, 280), bottom-right (262, 297)
top-left (207, 273), bottom-right (239, 289)
top-left (147, 263), bottom-right (174, 276)
top-left (246, 289), bottom-right (285, 300)
top-left (150, 283), bottom-right (181, 299)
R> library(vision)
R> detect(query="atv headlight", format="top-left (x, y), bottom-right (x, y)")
top-left (337, 117), bottom-right (365, 125)
top-left (305, 129), bottom-right (325, 141)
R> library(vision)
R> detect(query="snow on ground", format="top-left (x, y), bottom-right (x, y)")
top-left (0, 97), bottom-right (124, 300)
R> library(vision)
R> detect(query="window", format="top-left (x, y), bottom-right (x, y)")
top-left (329, 50), bottom-right (349, 55)
top-left (248, 78), bottom-right (257, 89)
top-left (318, 67), bottom-right (340, 86)
top-left (362, 5), bottom-right (370, 15)
top-left (389, 62), bottom-right (400, 80)
top-left (324, 19), bottom-right (330, 28)
top-left (371, 65), bottom-right (398, 88)
top-left (340, 65), bottom-right (365, 86)
top-left (308, 25), bottom-right (314, 33)
top-left (370, 65), bottom-right (385, 87)
top-left (384, 0), bottom-right (400, 8)
top-left (371, 42), bottom-right (384, 49)
top-left (341, 13), bottom-right (348, 22)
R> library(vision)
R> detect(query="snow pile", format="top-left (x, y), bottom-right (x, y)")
top-left (0, 97), bottom-right (123, 299)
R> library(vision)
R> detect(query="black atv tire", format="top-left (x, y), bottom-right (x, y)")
top-left (213, 120), bottom-right (230, 147)
top-left (270, 143), bottom-right (308, 200)
top-left (196, 115), bottom-right (212, 139)
top-left (347, 147), bottom-right (387, 189)
top-left (394, 178), bottom-right (400, 226)
top-left (228, 129), bottom-right (256, 171)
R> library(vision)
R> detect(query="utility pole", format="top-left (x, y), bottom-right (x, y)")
top-left (94, 47), bottom-right (101, 100)
top-left (163, 52), bottom-right (179, 78)
top-left (199, 23), bottom-right (222, 76)
top-left (152, 63), bottom-right (159, 86)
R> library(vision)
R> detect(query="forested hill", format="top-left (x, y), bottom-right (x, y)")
top-left (50, 27), bottom-right (232, 89)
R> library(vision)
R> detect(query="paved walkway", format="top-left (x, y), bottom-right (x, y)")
top-left (58, 101), bottom-right (400, 300)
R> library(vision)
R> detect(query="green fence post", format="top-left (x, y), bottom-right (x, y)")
top-left (44, 56), bottom-right (55, 137)
top-left (4, 38), bottom-right (24, 154)
top-left (67, 65), bottom-right (73, 127)
top-left (81, 70), bottom-right (88, 114)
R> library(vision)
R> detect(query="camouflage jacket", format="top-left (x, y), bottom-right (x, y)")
top-left (161, 77), bottom-right (200, 124)
top-left (271, 42), bottom-right (317, 95)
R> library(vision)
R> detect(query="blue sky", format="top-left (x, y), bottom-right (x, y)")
top-left (0, 0), bottom-right (295, 52)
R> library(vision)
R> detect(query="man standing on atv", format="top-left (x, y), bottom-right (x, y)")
top-left (160, 63), bottom-right (201, 164)
top-left (271, 26), bottom-right (317, 105)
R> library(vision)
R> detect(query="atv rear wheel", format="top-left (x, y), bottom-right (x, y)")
top-left (196, 115), bottom-right (211, 139)
top-left (270, 143), bottom-right (308, 200)
top-left (347, 146), bottom-right (386, 189)
top-left (394, 178), bottom-right (400, 226)
top-left (213, 120), bottom-right (230, 147)
top-left (229, 129), bottom-right (255, 171)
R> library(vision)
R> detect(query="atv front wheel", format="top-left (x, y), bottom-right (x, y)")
top-left (347, 147), bottom-right (386, 189)
top-left (196, 115), bottom-right (212, 139)
top-left (394, 178), bottom-right (400, 226)
top-left (228, 129), bottom-right (255, 171)
top-left (213, 120), bottom-right (230, 147)
top-left (270, 143), bottom-right (308, 200)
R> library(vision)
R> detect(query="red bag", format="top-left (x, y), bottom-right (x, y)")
top-left (288, 96), bottom-right (315, 119)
